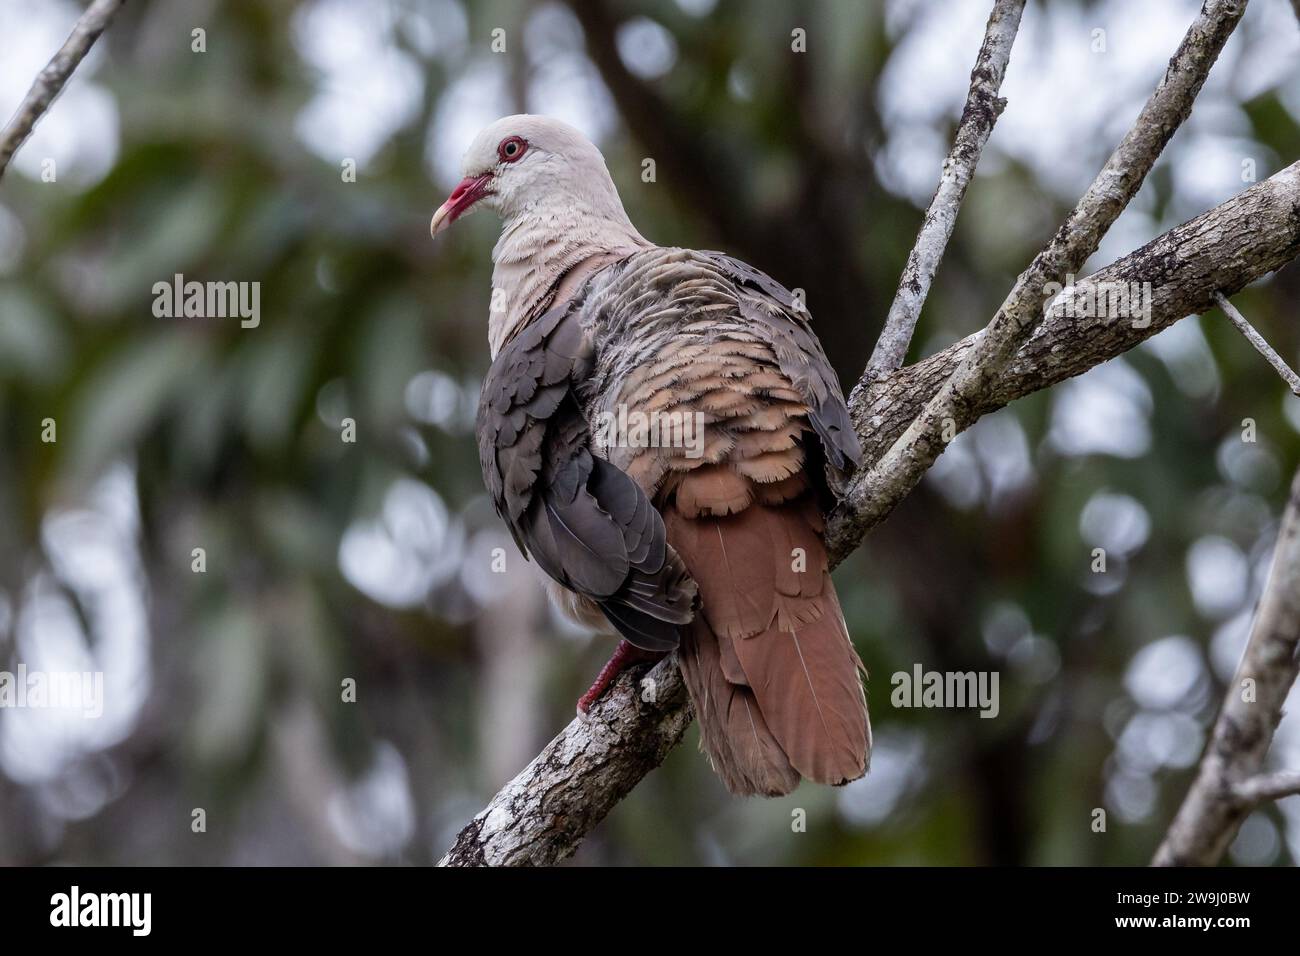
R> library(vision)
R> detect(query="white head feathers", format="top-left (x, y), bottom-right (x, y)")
top-left (457, 115), bottom-right (635, 225)
top-left (434, 115), bottom-right (649, 355)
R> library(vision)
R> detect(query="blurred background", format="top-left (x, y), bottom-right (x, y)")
top-left (1, 0), bottom-right (1300, 866)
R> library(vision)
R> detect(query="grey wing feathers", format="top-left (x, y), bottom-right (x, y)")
top-left (477, 302), bottom-right (696, 652)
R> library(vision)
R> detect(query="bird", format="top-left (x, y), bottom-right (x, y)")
top-left (432, 115), bottom-right (870, 796)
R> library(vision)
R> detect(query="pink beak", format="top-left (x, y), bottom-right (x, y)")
top-left (430, 173), bottom-right (492, 237)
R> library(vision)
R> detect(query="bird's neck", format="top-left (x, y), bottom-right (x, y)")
top-left (489, 201), bottom-right (648, 356)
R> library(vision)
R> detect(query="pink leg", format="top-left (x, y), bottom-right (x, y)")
top-left (577, 640), bottom-right (664, 715)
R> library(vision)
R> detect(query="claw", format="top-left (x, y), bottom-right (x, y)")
top-left (576, 639), bottom-right (663, 714)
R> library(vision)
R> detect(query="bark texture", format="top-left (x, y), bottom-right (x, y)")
top-left (438, 656), bottom-right (690, 866)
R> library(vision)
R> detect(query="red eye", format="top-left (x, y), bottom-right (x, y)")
top-left (497, 136), bottom-right (528, 163)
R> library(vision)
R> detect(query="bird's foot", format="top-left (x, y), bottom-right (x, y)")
top-left (577, 639), bottom-right (664, 716)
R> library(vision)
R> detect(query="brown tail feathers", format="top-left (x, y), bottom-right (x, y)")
top-left (664, 493), bottom-right (871, 796)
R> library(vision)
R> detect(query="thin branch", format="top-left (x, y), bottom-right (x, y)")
top-left (1154, 465), bottom-right (1300, 866)
top-left (1232, 771), bottom-right (1300, 806)
top-left (865, 0), bottom-right (1025, 379)
top-left (1213, 291), bottom-right (1300, 396)
top-left (442, 157), bottom-right (1300, 866)
top-left (0, 0), bottom-right (125, 183)
top-left (834, 0), bottom-right (1248, 557)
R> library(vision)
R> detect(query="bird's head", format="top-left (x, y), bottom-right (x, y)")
top-left (430, 114), bottom-right (635, 238)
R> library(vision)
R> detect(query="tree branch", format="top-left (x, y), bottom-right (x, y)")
top-left (1214, 291), bottom-right (1300, 397)
top-left (1154, 464), bottom-right (1300, 865)
top-left (441, 0), bottom-right (1273, 867)
top-left (0, 0), bottom-right (125, 182)
top-left (1232, 771), bottom-right (1300, 806)
top-left (865, 0), bottom-right (1025, 378)
top-left (437, 656), bottom-right (691, 866)
top-left (835, 0), bottom-right (1248, 558)
top-left (830, 158), bottom-right (1300, 555)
